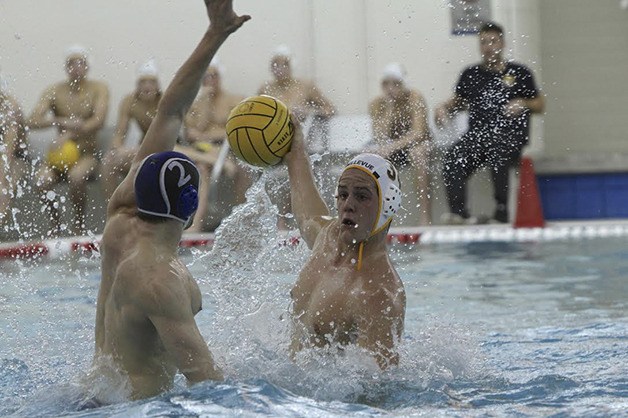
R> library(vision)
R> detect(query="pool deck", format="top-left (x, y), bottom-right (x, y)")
top-left (2, 218), bottom-right (628, 260)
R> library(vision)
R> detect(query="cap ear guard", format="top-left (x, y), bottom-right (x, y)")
top-left (382, 175), bottom-right (402, 219)
top-left (178, 184), bottom-right (199, 222)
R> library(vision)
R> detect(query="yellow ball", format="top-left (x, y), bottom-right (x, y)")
top-left (47, 140), bottom-right (80, 172)
top-left (226, 95), bottom-right (293, 167)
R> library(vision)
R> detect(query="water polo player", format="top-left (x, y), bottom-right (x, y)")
top-left (284, 118), bottom-right (406, 370)
top-left (91, 0), bottom-right (250, 401)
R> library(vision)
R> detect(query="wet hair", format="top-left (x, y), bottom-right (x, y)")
top-left (479, 22), bottom-right (504, 37)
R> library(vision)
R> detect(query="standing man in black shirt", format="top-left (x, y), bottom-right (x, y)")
top-left (435, 22), bottom-right (545, 224)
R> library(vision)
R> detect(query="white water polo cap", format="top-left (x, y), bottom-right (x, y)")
top-left (343, 153), bottom-right (402, 236)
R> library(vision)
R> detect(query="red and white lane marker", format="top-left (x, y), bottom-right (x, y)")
top-left (1, 220), bottom-right (628, 260)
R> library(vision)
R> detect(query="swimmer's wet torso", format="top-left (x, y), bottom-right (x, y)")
top-left (96, 212), bottom-right (204, 398)
top-left (289, 219), bottom-right (406, 367)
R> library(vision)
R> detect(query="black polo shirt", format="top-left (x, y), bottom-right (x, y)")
top-left (456, 62), bottom-right (540, 145)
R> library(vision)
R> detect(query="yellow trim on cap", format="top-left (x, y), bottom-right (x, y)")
top-left (343, 165), bottom-right (382, 237)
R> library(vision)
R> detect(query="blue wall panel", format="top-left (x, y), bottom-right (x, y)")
top-left (537, 173), bottom-right (628, 220)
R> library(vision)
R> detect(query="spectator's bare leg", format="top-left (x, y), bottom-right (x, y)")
top-left (410, 141), bottom-right (432, 225)
top-left (68, 156), bottom-right (97, 235)
top-left (36, 166), bottom-right (62, 237)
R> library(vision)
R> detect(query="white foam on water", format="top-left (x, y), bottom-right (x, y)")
top-left (187, 172), bottom-right (484, 405)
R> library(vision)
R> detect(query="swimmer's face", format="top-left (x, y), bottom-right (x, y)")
top-left (336, 169), bottom-right (379, 244)
top-left (271, 56), bottom-right (291, 80)
top-left (479, 30), bottom-right (504, 64)
top-left (136, 77), bottom-right (160, 100)
top-left (65, 56), bottom-right (88, 82)
top-left (382, 77), bottom-right (405, 100)
top-left (203, 67), bottom-right (221, 94)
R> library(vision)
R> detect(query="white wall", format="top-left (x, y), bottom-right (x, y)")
top-left (540, 0), bottom-right (628, 157)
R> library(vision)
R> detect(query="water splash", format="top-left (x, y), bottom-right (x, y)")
top-left (187, 171), bottom-right (482, 407)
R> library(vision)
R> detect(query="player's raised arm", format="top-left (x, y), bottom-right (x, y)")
top-left (136, 0), bottom-right (250, 161)
top-left (284, 118), bottom-right (331, 248)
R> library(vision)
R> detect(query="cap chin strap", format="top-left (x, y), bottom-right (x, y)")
top-left (357, 241), bottom-right (365, 271)
top-left (356, 217), bottom-right (393, 271)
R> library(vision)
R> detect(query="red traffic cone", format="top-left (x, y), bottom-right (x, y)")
top-left (514, 157), bottom-right (545, 228)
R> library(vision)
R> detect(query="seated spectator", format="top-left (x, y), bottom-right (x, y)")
top-left (101, 60), bottom-right (161, 200)
top-left (258, 45), bottom-right (336, 230)
top-left (258, 45), bottom-right (335, 130)
top-left (177, 59), bottom-right (251, 232)
top-left (369, 63), bottom-right (432, 225)
top-left (28, 45), bottom-right (109, 236)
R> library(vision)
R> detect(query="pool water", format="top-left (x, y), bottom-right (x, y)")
top-left (1, 187), bottom-right (627, 417)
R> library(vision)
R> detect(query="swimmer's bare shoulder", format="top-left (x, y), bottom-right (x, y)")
top-left (115, 254), bottom-right (195, 317)
top-left (300, 215), bottom-right (336, 247)
top-left (105, 162), bottom-right (141, 217)
top-left (113, 254), bottom-right (222, 381)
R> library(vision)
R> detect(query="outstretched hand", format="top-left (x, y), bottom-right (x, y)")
top-left (205, 0), bottom-right (251, 35)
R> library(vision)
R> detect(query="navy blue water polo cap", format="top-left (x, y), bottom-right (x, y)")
top-left (134, 151), bottom-right (200, 225)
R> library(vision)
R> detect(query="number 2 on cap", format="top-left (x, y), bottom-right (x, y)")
top-left (167, 160), bottom-right (191, 187)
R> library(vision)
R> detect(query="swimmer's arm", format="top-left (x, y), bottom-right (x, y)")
top-left (80, 84), bottom-right (109, 134)
top-left (110, 95), bottom-right (134, 149)
top-left (134, 1), bottom-right (250, 162)
top-left (284, 117), bottom-right (331, 248)
top-left (288, 303), bottom-right (306, 360)
top-left (354, 286), bottom-right (405, 370)
top-left (151, 313), bottom-right (224, 383)
top-left (356, 313), bottom-right (401, 370)
top-left (145, 278), bottom-right (223, 382)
